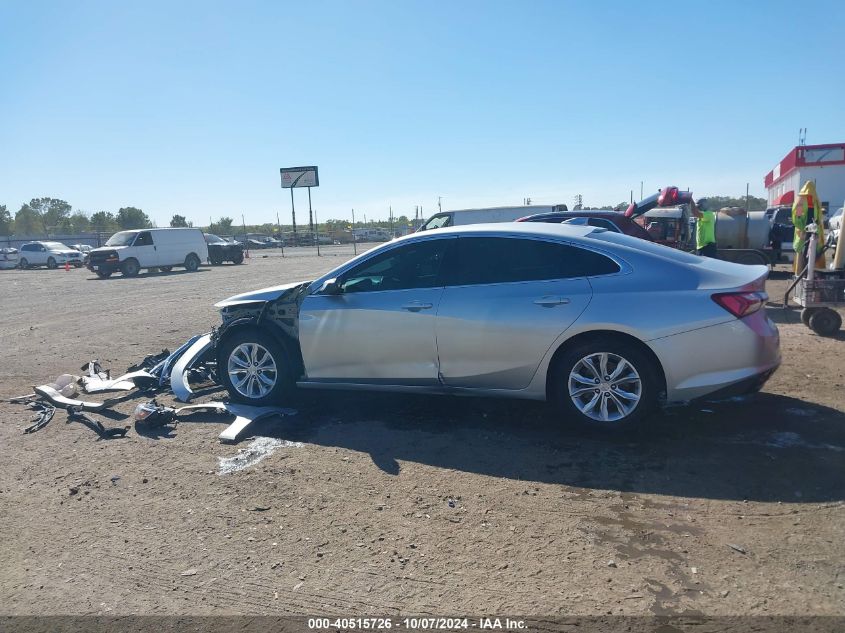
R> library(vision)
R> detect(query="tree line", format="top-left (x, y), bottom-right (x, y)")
top-left (0, 198), bottom-right (155, 236)
top-left (0, 194), bottom-right (771, 238)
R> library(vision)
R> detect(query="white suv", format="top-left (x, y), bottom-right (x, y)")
top-left (18, 241), bottom-right (83, 269)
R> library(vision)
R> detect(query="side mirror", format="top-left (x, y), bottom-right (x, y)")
top-left (320, 278), bottom-right (342, 295)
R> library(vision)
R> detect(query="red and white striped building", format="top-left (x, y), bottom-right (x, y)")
top-left (764, 143), bottom-right (845, 211)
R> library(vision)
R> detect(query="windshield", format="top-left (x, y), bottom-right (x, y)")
top-left (43, 241), bottom-right (69, 250)
top-left (420, 213), bottom-right (452, 231)
top-left (105, 231), bottom-right (136, 246)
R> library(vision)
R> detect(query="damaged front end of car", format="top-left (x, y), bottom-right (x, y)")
top-left (211, 281), bottom-right (312, 384)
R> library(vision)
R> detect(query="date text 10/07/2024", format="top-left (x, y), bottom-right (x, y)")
top-left (307, 618), bottom-right (528, 631)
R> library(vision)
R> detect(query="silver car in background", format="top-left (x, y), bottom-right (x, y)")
top-left (212, 223), bottom-right (780, 429)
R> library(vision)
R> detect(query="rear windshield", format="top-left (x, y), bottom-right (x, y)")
top-left (588, 230), bottom-right (702, 264)
top-left (43, 242), bottom-right (68, 249)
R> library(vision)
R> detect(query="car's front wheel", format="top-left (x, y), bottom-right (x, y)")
top-left (18, 257), bottom-right (29, 269)
top-left (217, 328), bottom-right (293, 405)
top-left (47, 257), bottom-right (57, 269)
top-left (121, 258), bottom-right (140, 277)
top-left (551, 339), bottom-right (659, 431)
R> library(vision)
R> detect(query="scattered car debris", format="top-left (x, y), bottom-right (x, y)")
top-left (170, 333), bottom-right (213, 402)
top-left (23, 402), bottom-right (56, 433)
top-left (217, 403), bottom-right (297, 443)
top-left (66, 406), bottom-right (129, 438)
top-left (126, 349), bottom-right (170, 373)
top-left (132, 398), bottom-right (296, 443)
top-left (156, 334), bottom-right (205, 389)
top-left (34, 385), bottom-right (106, 411)
top-left (44, 374), bottom-right (81, 399)
top-left (728, 543), bottom-right (748, 555)
top-left (82, 370), bottom-right (157, 394)
top-left (133, 400), bottom-right (178, 430)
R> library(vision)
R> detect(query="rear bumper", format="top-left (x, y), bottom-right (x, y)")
top-left (649, 310), bottom-right (781, 403)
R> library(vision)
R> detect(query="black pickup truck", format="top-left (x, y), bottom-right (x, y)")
top-left (204, 234), bottom-right (245, 265)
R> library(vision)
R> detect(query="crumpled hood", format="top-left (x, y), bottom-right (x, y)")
top-left (214, 280), bottom-right (311, 308)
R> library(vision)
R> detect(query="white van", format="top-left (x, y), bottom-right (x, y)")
top-left (418, 204), bottom-right (568, 231)
top-left (87, 228), bottom-right (209, 278)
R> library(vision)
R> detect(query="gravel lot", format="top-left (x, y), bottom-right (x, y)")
top-left (0, 250), bottom-right (843, 617)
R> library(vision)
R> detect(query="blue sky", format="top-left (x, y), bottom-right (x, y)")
top-left (1, 0), bottom-right (843, 227)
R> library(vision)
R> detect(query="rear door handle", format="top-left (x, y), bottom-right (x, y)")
top-left (533, 296), bottom-right (570, 307)
top-left (401, 301), bottom-right (434, 312)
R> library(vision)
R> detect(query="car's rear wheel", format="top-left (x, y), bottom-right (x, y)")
top-left (95, 269), bottom-right (112, 279)
top-left (19, 257), bottom-right (29, 269)
top-left (217, 328), bottom-right (293, 405)
top-left (551, 339), bottom-right (659, 431)
top-left (121, 258), bottom-right (140, 277)
top-left (184, 253), bottom-right (200, 272)
top-left (47, 257), bottom-right (57, 269)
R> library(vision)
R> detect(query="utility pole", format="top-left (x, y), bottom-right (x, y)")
top-left (315, 210), bottom-right (320, 256)
top-left (640, 181), bottom-right (643, 201)
top-left (276, 210), bottom-right (284, 257)
top-left (351, 208), bottom-right (357, 255)
top-left (745, 183), bottom-right (750, 212)
top-left (438, 197), bottom-right (442, 213)
top-left (241, 214), bottom-right (248, 259)
top-left (290, 188), bottom-right (297, 239)
top-left (307, 186), bottom-right (314, 232)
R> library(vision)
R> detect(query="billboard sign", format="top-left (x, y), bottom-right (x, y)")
top-left (280, 166), bottom-right (319, 189)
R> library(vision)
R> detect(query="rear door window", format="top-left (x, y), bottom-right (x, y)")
top-left (442, 237), bottom-right (619, 286)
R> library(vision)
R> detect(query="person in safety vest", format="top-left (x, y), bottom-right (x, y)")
top-left (690, 197), bottom-right (717, 257)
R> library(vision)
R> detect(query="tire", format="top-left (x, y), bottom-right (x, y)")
top-left (47, 257), bottom-right (57, 269)
top-left (184, 253), bottom-right (200, 272)
top-left (801, 308), bottom-right (818, 327)
top-left (159, 266), bottom-right (173, 272)
top-left (209, 257), bottom-right (223, 266)
top-left (121, 258), bottom-right (140, 277)
top-left (550, 338), bottom-right (660, 431)
top-left (73, 263), bottom-right (82, 268)
top-left (808, 308), bottom-right (842, 337)
top-left (19, 258), bottom-right (28, 269)
top-left (96, 269), bottom-right (112, 279)
top-left (217, 328), bottom-right (293, 405)
top-left (231, 251), bottom-right (244, 265)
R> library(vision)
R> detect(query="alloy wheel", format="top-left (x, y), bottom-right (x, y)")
top-left (568, 352), bottom-right (642, 422)
top-left (227, 342), bottom-right (278, 399)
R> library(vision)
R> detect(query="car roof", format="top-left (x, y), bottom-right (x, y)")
top-left (405, 222), bottom-right (597, 241)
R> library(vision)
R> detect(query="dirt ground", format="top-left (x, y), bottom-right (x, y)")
top-left (0, 250), bottom-right (843, 617)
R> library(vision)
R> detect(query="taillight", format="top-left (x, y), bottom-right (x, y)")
top-left (712, 291), bottom-right (767, 318)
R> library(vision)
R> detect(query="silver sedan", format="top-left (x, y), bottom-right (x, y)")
top-left (212, 223), bottom-right (780, 429)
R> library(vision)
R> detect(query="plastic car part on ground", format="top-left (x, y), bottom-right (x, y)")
top-left (170, 333), bottom-right (213, 402)
top-left (66, 406), bottom-right (129, 439)
top-left (82, 370), bottom-right (158, 394)
top-left (33, 385), bottom-right (106, 411)
top-left (154, 334), bottom-right (204, 388)
top-left (134, 399), bottom-right (296, 443)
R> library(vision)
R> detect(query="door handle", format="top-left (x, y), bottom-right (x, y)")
top-left (401, 301), bottom-right (434, 312)
top-left (533, 296), bottom-right (570, 307)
